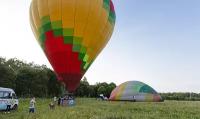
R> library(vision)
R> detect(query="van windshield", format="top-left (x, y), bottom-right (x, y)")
top-left (0, 91), bottom-right (11, 99)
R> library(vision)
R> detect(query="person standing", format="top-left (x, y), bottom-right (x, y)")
top-left (61, 96), bottom-right (64, 106)
top-left (29, 97), bottom-right (36, 113)
top-left (58, 97), bottom-right (61, 106)
top-left (53, 96), bottom-right (57, 104)
top-left (5, 93), bottom-right (12, 113)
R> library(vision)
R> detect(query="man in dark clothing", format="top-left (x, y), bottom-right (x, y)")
top-left (58, 97), bottom-right (61, 106)
top-left (5, 93), bottom-right (12, 113)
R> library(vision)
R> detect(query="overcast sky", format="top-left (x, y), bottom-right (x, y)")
top-left (0, 0), bottom-right (200, 93)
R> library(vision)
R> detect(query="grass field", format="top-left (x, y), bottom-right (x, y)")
top-left (0, 98), bottom-right (200, 119)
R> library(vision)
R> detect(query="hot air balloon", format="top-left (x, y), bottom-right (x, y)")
top-left (29, 0), bottom-right (116, 92)
top-left (109, 81), bottom-right (163, 102)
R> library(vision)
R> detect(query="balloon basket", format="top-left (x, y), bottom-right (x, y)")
top-left (61, 92), bottom-right (76, 107)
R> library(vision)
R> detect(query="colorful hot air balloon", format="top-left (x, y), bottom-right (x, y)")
top-left (29, 0), bottom-right (116, 92)
top-left (109, 81), bottom-right (163, 102)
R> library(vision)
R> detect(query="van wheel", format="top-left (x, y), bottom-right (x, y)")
top-left (12, 105), bottom-right (18, 110)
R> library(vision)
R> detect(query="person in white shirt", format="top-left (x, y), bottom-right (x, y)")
top-left (29, 97), bottom-right (36, 113)
top-left (53, 96), bottom-right (57, 104)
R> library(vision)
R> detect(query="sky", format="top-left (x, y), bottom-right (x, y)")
top-left (0, 0), bottom-right (200, 93)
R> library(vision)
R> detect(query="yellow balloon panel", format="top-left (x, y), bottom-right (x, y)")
top-left (84, 2), bottom-right (112, 63)
top-left (74, 0), bottom-right (90, 37)
top-left (92, 22), bottom-right (113, 61)
top-left (29, 6), bottom-right (39, 41)
top-left (48, 0), bottom-right (62, 21)
top-left (145, 94), bottom-right (154, 101)
top-left (30, 0), bottom-right (41, 44)
top-left (37, 0), bottom-right (49, 18)
top-left (31, 0), bottom-right (41, 30)
top-left (81, 0), bottom-right (99, 47)
top-left (98, 8), bottom-right (109, 33)
top-left (90, 21), bottom-right (113, 59)
top-left (61, 0), bottom-right (76, 28)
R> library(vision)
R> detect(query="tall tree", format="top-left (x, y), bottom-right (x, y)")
top-left (0, 64), bottom-right (16, 89)
top-left (75, 77), bottom-right (90, 97)
top-left (47, 69), bottom-right (62, 97)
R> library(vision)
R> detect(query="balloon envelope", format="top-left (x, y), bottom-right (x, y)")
top-left (30, 0), bottom-right (116, 92)
top-left (109, 81), bottom-right (162, 102)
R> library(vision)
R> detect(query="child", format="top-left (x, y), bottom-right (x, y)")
top-left (29, 97), bottom-right (36, 113)
top-left (53, 96), bottom-right (57, 105)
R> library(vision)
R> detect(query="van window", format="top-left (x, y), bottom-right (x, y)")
top-left (0, 92), bottom-right (3, 98)
top-left (12, 93), bottom-right (17, 99)
top-left (4, 92), bottom-right (10, 98)
top-left (0, 91), bottom-right (11, 99)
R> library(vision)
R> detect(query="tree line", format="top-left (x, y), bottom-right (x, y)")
top-left (1, 57), bottom-right (200, 100)
top-left (0, 57), bottom-right (116, 98)
top-left (160, 92), bottom-right (200, 101)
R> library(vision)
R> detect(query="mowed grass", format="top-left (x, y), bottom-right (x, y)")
top-left (0, 98), bottom-right (200, 119)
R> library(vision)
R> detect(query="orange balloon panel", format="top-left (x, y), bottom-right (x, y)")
top-left (30, 0), bottom-right (116, 92)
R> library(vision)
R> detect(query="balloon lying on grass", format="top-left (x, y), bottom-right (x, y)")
top-left (109, 81), bottom-right (163, 102)
top-left (29, 0), bottom-right (116, 92)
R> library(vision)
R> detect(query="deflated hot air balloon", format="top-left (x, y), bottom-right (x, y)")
top-left (109, 81), bottom-right (163, 102)
top-left (30, 0), bottom-right (116, 92)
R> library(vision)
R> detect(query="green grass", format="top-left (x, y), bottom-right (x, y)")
top-left (0, 98), bottom-right (200, 119)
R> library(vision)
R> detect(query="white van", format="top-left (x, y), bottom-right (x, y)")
top-left (0, 87), bottom-right (19, 110)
